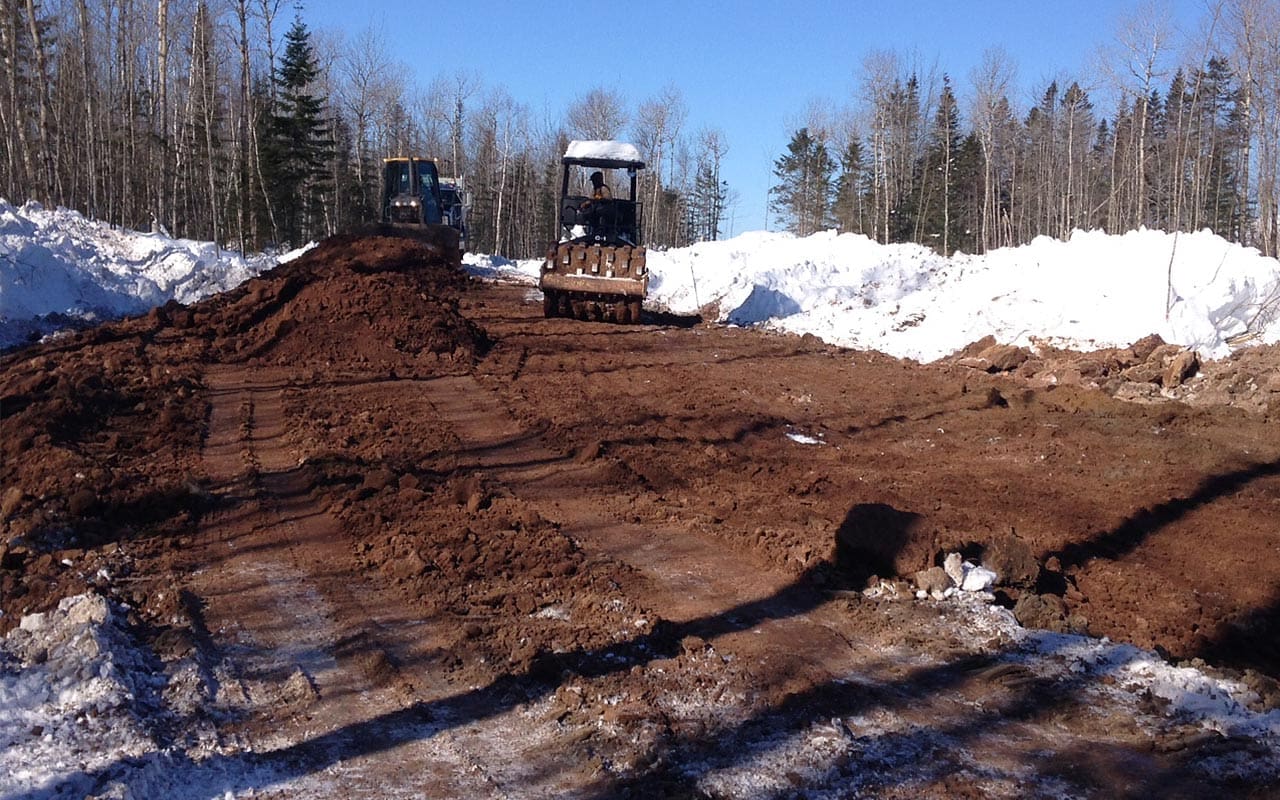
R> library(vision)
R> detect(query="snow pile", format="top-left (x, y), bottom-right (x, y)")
top-left (644, 227), bottom-right (1280, 361)
top-left (0, 200), bottom-right (287, 349)
top-left (463, 251), bottom-right (525, 282)
top-left (471, 227), bottom-right (1280, 362)
top-left (0, 593), bottom-right (163, 797)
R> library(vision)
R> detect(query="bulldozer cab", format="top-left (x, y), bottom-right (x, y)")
top-left (558, 141), bottom-right (645, 247)
top-left (381, 157), bottom-right (444, 225)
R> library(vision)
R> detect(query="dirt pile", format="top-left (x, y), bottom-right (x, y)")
top-left (170, 231), bottom-right (487, 368)
top-left (0, 232), bottom-right (487, 632)
top-left (952, 332), bottom-right (1280, 417)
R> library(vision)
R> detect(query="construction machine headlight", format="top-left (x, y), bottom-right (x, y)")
top-left (392, 197), bottom-right (421, 208)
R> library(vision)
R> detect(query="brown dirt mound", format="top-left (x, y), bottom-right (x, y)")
top-left (0, 232), bottom-right (486, 631)
top-left (179, 233), bottom-right (488, 368)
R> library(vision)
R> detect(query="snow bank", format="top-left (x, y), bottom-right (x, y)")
top-left (4, 195), bottom-right (1277, 362)
top-left (0, 200), bottom-right (285, 349)
top-left (645, 228), bottom-right (1280, 361)
top-left (463, 251), bottom-right (532, 284)
top-left (472, 227), bottom-right (1279, 362)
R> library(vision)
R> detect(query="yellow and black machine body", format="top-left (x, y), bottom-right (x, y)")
top-left (540, 140), bottom-right (648, 323)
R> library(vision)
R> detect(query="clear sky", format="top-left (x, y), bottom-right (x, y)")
top-left (302, 0), bottom-right (1209, 234)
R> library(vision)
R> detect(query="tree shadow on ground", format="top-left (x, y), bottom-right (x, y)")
top-left (1199, 587), bottom-right (1280, 677)
top-left (578, 635), bottom-right (1238, 800)
top-left (1049, 457), bottom-right (1280, 572)
top-left (8, 502), bottom-right (902, 799)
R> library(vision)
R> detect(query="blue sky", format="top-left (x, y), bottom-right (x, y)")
top-left (303, 0), bottom-right (1208, 234)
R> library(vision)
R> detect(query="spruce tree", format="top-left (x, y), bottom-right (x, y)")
top-left (259, 15), bottom-right (333, 246)
top-left (691, 161), bottom-right (727, 241)
top-left (1199, 57), bottom-right (1245, 239)
top-left (916, 76), bottom-right (962, 252)
top-left (770, 127), bottom-right (835, 236)
top-left (833, 138), bottom-right (868, 236)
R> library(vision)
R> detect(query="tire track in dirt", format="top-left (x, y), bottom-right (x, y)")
top-left (189, 365), bottom-right (533, 798)
top-left (420, 374), bottom-right (862, 685)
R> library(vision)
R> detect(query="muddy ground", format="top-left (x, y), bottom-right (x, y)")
top-left (2, 231), bottom-right (1279, 798)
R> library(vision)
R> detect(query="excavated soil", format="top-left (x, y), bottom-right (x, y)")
top-left (3, 230), bottom-right (1280, 798)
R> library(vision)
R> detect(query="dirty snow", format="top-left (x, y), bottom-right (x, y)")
top-left (0, 200), bottom-right (306, 349)
top-left (9, 590), bottom-right (1278, 798)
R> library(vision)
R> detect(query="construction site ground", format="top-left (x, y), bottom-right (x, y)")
top-left (2, 232), bottom-right (1280, 798)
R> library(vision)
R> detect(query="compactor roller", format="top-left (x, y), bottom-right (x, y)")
top-left (539, 141), bottom-right (647, 323)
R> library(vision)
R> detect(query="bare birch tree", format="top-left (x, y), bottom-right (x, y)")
top-left (566, 87), bottom-right (627, 141)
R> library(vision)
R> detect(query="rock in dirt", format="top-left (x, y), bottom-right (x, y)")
top-left (980, 344), bottom-right (1030, 372)
top-left (943, 553), bottom-right (966, 587)
top-left (986, 533), bottom-right (1039, 589)
top-left (1164, 350), bottom-right (1200, 387)
top-left (913, 566), bottom-right (950, 595)
top-left (1, 486), bottom-right (23, 520)
top-left (1014, 592), bottom-right (1068, 631)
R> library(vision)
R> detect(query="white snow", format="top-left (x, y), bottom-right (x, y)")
top-left (785, 431), bottom-right (825, 445)
top-left (563, 139), bottom-right (643, 163)
top-left (4, 202), bottom-right (1280, 795)
top-left (650, 227), bottom-right (1280, 361)
top-left (0, 200), bottom-right (305, 349)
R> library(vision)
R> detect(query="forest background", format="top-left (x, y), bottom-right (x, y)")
top-left (1, 0), bottom-right (1277, 259)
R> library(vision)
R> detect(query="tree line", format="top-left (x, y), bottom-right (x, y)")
top-left (3, 1), bottom-right (1277, 259)
top-left (770, 1), bottom-right (1280, 258)
top-left (0, 0), bottom-right (728, 256)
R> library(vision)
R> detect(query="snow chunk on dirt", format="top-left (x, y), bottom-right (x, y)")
top-left (1, 594), bottom-right (161, 797)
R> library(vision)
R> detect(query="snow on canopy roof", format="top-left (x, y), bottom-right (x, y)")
top-left (564, 140), bottom-right (643, 164)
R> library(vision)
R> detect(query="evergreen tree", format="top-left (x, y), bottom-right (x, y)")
top-left (833, 138), bottom-right (869, 235)
top-left (259, 15), bottom-right (333, 246)
top-left (952, 132), bottom-right (985, 253)
top-left (1058, 81), bottom-right (1096, 236)
top-left (1090, 118), bottom-right (1114, 230)
top-left (770, 127), bottom-right (835, 236)
top-left (690, 161), bottom-right (727, 241)
top-left (1151, 69), bottom-right (1188, 230)
top-left (1199, 57), bottom-right (1245, 239)
top-left (916, 75), bottom-right (963, 252)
